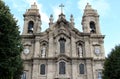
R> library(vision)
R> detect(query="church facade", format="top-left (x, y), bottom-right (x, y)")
top-left (21, 3), bottom-right (105, 79)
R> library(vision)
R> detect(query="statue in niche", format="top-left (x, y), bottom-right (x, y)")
top-left (41, 46), bottom-right (46, 58)
top-left (78, 44), bottom-right (83, 57)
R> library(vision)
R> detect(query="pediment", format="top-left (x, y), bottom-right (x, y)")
top-left (56, 54), bottom-right (71, 62)
top-left (23, 41), bottom-right (32, 46)
top-left (53, 28), bottom-right (71, 39)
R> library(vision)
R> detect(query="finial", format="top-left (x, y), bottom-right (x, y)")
top-left (31, 2), bottom-right (37, 9)
top-left (34, 2), bottom-right (36, 5)
top-left (70, 14), bottom-right (74, 25)
top-left (85, 2), bottom-right (92, 9)
top-left (49, 14), bottom-right (54, 25)
top-left (87, 2), bottom-right (89, 5)
top-left (50, 14), bottom-right (53, 18)
top-left (71, 14), bottom-right (73, 18)
top-left (59, 3), bottom-right (64, 14)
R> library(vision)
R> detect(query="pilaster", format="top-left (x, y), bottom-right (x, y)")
top-left (84, 37), bottom-right (91, 57)
top-left (32, 60), bottom-right (39, 79)
top-left (34, 38), bottom-right (40, 58)
top-left (47, 60), bottom-right (55, 79)
top-left (48, 32), bottom-right (54, 57)
top-left (86, 60), bottom-right (93, 79)
top-left (71, 36), bottom-right (76, 57)
top-left (71, 60), bottom-right (77, 79)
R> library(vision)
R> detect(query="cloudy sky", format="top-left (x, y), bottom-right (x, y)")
top-left (3, 0), bottom-right (120, 56)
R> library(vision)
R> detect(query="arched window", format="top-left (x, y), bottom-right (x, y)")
top-left (21, 71), bottom-right (26, 79)
top-left (59, 62), bottom-right (66, 74)
top-left (79, 63), bottom-right (84, 74)
top-left (98, 71), bottom-right (102, 79)
top-left (28, 21), bottom-right (34, 33)
top-left (59, 38), bottom-right (66, 53)
top-left (40, 64), bottom-right (45, 75)
top-left (90, 21), bottom-right (96, 33)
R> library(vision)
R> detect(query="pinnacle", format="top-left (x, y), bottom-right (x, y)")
top-left (31, 2), bottom-right (37, 9)
top-left (85, 3), bottom-right (92, 10)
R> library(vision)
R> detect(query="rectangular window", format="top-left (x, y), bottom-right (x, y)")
top-left (21, 71), bottom-right (26, 79)
top-left (59, 62), bottom-right (66, 74)
top-left (98, 72), bottom-right (102, 79)
top-left (40, 64), bottom-right (45, 75)
top-left (59, 38), bottom-right (66, 53)
top-left (79, 64), bottom-right (84, 74)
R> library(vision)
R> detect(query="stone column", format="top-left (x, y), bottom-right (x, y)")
top-left (35, 18), bottom-right (41, 33)
top-left (22, 19), bottom-right (28, 34)
top-left (96, 17), bottom-right (101, 34)
top-left (82, 17), bottom-right (90, 33)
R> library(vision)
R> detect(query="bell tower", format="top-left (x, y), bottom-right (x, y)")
top-left (22, 2), bottom-right (41, 34)
top-left (82, 3), bottom-right (101, 34)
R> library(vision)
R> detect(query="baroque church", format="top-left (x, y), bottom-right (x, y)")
top-left (21, 3), bottom-right (105, 79)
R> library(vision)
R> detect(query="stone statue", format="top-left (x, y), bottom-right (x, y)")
top-left (41, 47), bottom-right (46, 58)
top-left (78, 45), bottom-right (83, 57)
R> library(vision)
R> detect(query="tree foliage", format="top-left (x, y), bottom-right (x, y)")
top-left (103, 44), bottom-right (120, 79)
top-left (0, 0), bottom-right (23, 79)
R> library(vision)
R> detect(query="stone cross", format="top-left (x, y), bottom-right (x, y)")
top-left (59, 3), bottom-right (64, 13)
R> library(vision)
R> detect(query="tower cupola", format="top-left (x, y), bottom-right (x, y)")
top-left (22, 2), bottom-right (41, 34)
top-left (82, 3), bottom-right (101, 34)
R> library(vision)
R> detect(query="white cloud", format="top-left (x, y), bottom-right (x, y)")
top-left (6, 0), bottom-right (27, 12)
top-left (78, 0), bottom-right (110, 16)
top-left (37, 3), bottom-right (49, 31)
top-left (52, 6), bottom-right (61, 21)
top-left (37, 4), bottom-right (49, 23)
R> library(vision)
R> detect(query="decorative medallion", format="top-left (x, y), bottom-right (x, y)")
top-left (94, 47), bottom-right (100, 56)
top-left (23, 48), bottom-right (30, 55)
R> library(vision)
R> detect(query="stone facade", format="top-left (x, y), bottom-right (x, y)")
top-left (21, 3), bottom-right (105, 79)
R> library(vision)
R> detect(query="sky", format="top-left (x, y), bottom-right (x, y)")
top-left (3, 0), bottom-right (120, 56)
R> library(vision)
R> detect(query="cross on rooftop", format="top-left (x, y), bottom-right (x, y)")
top-left (59, 3), bottom-right (64, 13)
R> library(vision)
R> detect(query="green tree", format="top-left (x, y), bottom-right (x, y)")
top-left (103, 44), bottom-right (120, 79)
top-left (0, 0), bottom-right (23, 79)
